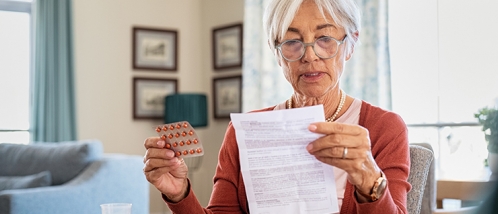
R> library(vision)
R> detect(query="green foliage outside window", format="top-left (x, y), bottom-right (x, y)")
top-left (475, 107), bottom-right (498, 153)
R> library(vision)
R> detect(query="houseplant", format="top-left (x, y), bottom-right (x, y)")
top-left (475, 107), bottom-right (498, 174)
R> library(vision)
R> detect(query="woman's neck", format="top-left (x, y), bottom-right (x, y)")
top-left (289, 89), bottom-right (351, 121)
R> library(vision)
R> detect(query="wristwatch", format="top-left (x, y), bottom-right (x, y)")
top-left (357, 171), bottom-right (387, 202)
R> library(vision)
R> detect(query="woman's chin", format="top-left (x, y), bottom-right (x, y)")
top-left (295, 88), bottom-right (329, 100)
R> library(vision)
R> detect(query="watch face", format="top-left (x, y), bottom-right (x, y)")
top-left (372, 174), bottom-right (387, 201)
top-left (377, 178), bottom-right (387, 196)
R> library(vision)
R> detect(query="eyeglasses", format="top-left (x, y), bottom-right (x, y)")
top-left (275, 35), bottom-right (347, 62)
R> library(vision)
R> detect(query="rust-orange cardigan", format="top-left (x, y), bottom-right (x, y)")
top-left (165, 101), bottom-right (411, 214)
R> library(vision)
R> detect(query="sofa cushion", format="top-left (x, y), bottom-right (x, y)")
top-left (0, 171), bottom-right (52, 191)
top-left (0, 140), bottom-right (103, 185)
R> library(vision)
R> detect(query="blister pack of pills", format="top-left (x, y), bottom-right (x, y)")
top-left (155, 121), bottom-right (204, 158)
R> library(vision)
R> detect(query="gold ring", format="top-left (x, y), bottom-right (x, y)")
top-left (342, 147), bottom-right (348, 159)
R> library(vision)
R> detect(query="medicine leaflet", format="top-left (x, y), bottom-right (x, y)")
top-left (231, 105), bottom-right (339, 214)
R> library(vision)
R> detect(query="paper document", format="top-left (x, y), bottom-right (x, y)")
top-left (230, 105), bottom-right (339, 214)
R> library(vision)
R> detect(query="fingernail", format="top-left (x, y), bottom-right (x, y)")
top-left (306, 143), bottom-right (313, 151)
top-left (308, 124), bottom-right (317, 131)
top-left (157, 140), bottom-right (164, 147)
top-left (165, 149), bottom-right (175, 157)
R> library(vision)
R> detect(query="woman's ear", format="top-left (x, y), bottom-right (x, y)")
top-left (346, 31), bottom-right (360, 61)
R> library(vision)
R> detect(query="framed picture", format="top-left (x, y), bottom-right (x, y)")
top-left (132, 27), bottom-right (178, 71)
top-left (212, 23), bottom-right (243, 70)
top-left (212, 75), bottom-right (242, 118)
top-left (133, 77), bottom-right (178, 119)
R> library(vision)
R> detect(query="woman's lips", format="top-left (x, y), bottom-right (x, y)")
top-left (300, 72), bottom-right (325, 82)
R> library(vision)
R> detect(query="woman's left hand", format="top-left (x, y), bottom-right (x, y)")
top-left (306, 122), bottom-right (381, 195)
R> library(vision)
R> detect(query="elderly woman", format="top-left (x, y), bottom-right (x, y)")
top-left (143, 0), bottom-right (410, 213)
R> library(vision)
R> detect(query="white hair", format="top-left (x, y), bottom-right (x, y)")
top-left (263, 0), bottom-right (361, 56)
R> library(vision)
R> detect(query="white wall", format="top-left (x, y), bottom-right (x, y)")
top-left (196, 0), bottom-right (245, 208)
top-left (72, 0), bottom-right (244, 213)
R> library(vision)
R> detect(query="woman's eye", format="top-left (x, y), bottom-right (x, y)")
top-left (286, 40), bottom-right (300, 44)
top-left (283, 40), bottom-right (301, 47)
top-left (318, 36), bottom-right (333, 43)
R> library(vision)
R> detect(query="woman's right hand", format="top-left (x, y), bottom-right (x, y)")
top-left (143, 137), bottom-right (189, 202)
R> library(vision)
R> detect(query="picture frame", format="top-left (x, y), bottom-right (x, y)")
top-left (212, 23), bottom-right (243, 70)
top-left (212, 75), bottom-right (242, 118)
top-left (132, 27), bottom-right (178, 71)
top-left (133, 77), bottom-right (178, 119)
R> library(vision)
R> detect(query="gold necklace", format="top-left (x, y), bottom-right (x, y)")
top-left (287, 89), bottom-right (346, 122)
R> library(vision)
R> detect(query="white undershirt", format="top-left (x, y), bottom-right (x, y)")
top-left (273, 98), bottom-right (362, 212)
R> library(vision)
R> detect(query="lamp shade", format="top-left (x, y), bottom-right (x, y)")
top-left (164, 93), bottom-right (208, 127)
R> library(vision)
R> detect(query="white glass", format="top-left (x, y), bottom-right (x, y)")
top-left (100, 203), bottom-right (132, 214)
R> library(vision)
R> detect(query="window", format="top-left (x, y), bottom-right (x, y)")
top-left (0, 0), bottom-right (32, 144)
top-left (389, 0), bottom-right (498, 180)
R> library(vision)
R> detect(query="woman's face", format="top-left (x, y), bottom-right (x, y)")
top-left (277, 0), bottom-right (353, 98)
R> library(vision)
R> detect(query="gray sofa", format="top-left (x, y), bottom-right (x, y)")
top-left (0, 140), bottom-right (149, 214)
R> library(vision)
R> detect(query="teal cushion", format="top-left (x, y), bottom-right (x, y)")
top-left (0, 140), bottom-right (103, 185)
top-left (0, 171), bottom-right (52, 191)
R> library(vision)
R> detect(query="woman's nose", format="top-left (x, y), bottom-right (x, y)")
top-left (301, 44), bottom-right (320, 63)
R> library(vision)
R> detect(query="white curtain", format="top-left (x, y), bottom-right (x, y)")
top-left (341, 0), bottom-right (391, 109)
top-left (243, 0), bottom-right (391, 111)
top-left (242, 0), bottom-right (293, 112)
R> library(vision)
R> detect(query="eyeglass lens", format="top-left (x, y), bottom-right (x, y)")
top-left (279, 37), bottom-right (341, 61)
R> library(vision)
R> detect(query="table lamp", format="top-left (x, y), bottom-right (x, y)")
top-left (164, 93), bottom-right (208, 127)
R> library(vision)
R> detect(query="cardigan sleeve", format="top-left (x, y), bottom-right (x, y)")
top-left (206, 122), bottom-right (247, 213)
top-left (165, 122), bottom-right (247, 214)
top-left (163, 179), bottom-right (207, 214)
top-left (354, 107), bottom-right (411, 214)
